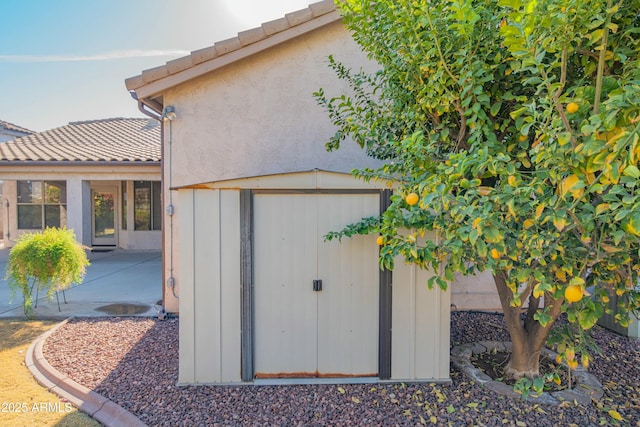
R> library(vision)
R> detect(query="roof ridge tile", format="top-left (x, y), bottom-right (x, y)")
top-left (0, 120), bottom-right (34, 134)
top-left (238, 26), bottom-right (268, 47)
top-left (214, 37), bottom-right (243, 56)
top-left (310, 0), bottom-right (336, 16)
top-left (189, 46), bottom-right (217, 66)
top-left (285, 7), bottom-right (314, 27)
top-left (262, 16), bottom-right (290, 36)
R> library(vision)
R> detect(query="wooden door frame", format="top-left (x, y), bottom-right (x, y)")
top-left (90, 186), bottom-right (118, 247)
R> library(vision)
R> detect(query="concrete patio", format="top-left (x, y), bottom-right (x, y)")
top-left (0, 246), bottom-right (161, 319)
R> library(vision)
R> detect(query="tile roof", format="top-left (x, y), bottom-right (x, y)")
top-left (0, 120), bottom-right (34, 135)
top-left (125, 0), bottom-right (339, 100)
top-left (0, 118), bottom-right (160, 164)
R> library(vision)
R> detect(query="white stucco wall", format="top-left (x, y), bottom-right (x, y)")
top-left (162, 20), bottom-right (381, 188)
top-left (451, 270), bottom-right (500, 311)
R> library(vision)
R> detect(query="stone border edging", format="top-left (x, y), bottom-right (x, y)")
top-left (451, 341), bottom-right (604, 405)
top-left (25, 317), bottom-right (148, 427)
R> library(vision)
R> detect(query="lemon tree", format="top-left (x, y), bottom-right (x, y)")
top-left (317, 0), bottom-right (640, 379)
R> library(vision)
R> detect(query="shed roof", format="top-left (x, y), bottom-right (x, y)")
top-left (125, 0), bottom-right (339, 107)
top-left (0, 119), bottom-right (34, 135)
top-left (0, 118), bottom-right (160, 164)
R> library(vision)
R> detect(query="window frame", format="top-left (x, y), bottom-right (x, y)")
top-left (16, 180), bottom-right (67, 230)
top-left (133, 180), bottom-right (161, 231)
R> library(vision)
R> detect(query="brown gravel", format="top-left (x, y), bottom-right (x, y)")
top-left (43, 312), bottom-right (640, 426)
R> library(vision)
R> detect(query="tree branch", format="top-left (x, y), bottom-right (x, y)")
top-left (454, 99), bottom-right (469, 151)
top-left (553, 47), bottom-right (568, 102)
top-left (529, 294), bottom-right (565, 351)
top-left (525, 294), bottom-right (540, 333)
top-left (594, 0), bottom-right (614, 115)
top-left (494, 272), bottom-right (526, 346)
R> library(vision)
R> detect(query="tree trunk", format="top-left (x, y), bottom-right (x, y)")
top-left (493, 272), bottom-right (564, 379)
top-left (505, 336), bottom-right (541, 379)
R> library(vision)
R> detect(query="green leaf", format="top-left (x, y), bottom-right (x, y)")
top-left (569, 277), bottom-right (585, 286)
top-left (534, 310), bottom-right (553, 327)
top-left (484, 226), bottom-right (502, 243)
top-left (476, 239), bottom-right (488, 258)
top-left (557, 132), bottom-right (572, 146)
top-left (510, 107), bottom-right (528, 120)
top-left (553, 216), bottom-right (568, 232)
top-left (490, 102), bottom-right (502, 117)
top-left (532, 377), bottom-right (544, 394)
top-left (623, 165), bottom-right (640, 179)
top-left (578, 309), bottom-right (600, 330)
top-left (622, 212), bottom-right (640, 237)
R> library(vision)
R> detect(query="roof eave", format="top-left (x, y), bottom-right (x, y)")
top-left (0, 160), bottom-right (161, 166)
top-left (128, 9), bottom-right (341, 102)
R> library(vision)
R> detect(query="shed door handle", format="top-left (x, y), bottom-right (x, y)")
top-left (313, 280), bottom-right (322, 292)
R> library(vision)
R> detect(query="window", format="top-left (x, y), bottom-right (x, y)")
top-left (17, 180), bottom-right (67, 229)
top-left (134, 181), bottom-right (161, 231)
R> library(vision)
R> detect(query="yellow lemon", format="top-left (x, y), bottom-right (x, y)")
top-left (376, 236), bottom-right (385, 246)
top-left (564, 284), bottom-right (583, 303)
top-left (406, 192), bottom-right (419, 206)
top-left (566, 102), bottom-right (579, 114)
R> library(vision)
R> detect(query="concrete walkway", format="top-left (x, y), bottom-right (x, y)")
top-left (0, 247), bottom-right (161, 319)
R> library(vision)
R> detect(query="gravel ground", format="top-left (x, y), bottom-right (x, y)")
top-left (43, 312), bottom-right (640, 426)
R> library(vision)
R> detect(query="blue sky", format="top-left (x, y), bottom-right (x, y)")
top-left (1, 0), bottom-right (312, 132)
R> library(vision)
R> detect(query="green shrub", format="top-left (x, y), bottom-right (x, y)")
top-left (6, 227), bottom-right (90, 319)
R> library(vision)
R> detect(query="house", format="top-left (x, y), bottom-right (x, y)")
top-left (126, 1), bottom-right (451, 384)
top-left (0, 120), bottom-right (33, 143)
top-left (0, 120), bottom-right (34, 240)
top-left (0, 118), bottom-right (161, 250)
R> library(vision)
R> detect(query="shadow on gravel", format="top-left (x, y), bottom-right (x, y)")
top-left (43, 313), bottom-right (640, 426)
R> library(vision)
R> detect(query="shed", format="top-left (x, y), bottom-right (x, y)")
top-left (127, 0), bottom-right (450, 384)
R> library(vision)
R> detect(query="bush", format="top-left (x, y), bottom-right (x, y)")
top-left (6, 227), bottom-right (90, 319)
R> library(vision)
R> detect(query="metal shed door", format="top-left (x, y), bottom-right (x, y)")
top-left (253, 193), bottom-right (379, 378)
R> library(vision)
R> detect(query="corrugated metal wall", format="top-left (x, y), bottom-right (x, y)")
top-left (253, 194), bottom-right (319, 376)
top-left (392, 249), bottom-right (451, 381)
top-left (178, 189), bottom-right (241, 384)
top-left (253, 193), bottom-right (379, 377)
